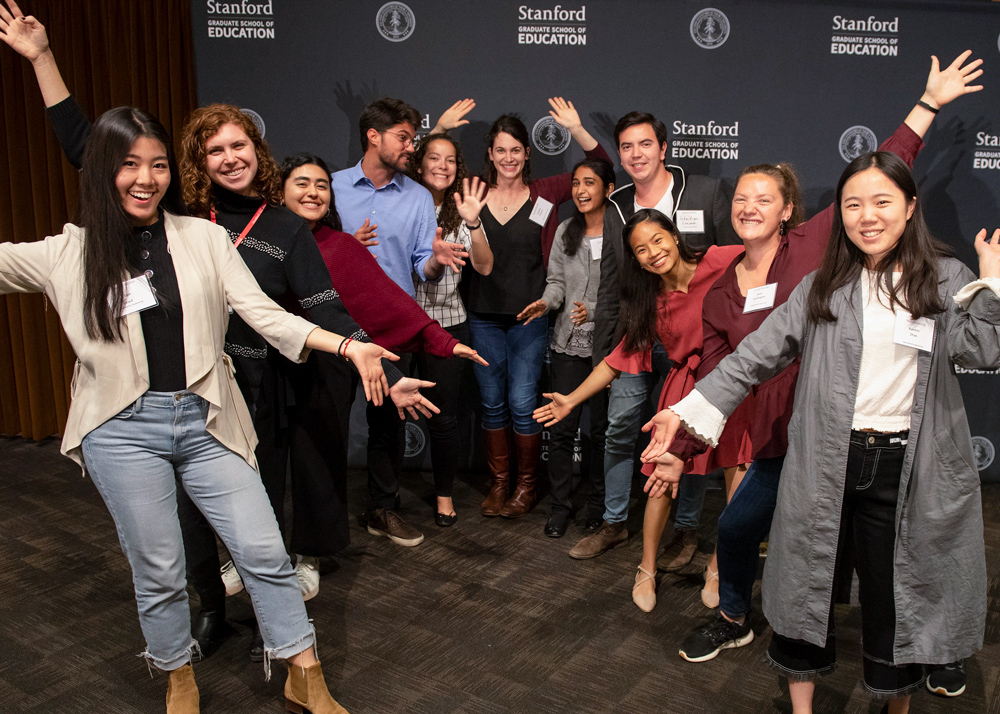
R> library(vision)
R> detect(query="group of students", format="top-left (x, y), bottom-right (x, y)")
top-left (1, 2), bottom-right (997, 712)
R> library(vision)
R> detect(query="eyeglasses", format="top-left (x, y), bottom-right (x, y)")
top-left (382, 130), bottom-right (415, 148)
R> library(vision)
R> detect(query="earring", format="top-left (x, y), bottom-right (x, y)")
top-left (779, 219), bottom-right (787, 236)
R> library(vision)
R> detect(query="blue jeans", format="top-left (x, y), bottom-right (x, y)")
top-left (602, 371), bottom-right (656, 523)
top-left (674, 473), bottom-right (710, 530)
top-left (468, 312), bottom-right (547, 435)
top-left (81, 392), bottom-right (314, 671)
top-left (717, 455), bottom-right (784, 618)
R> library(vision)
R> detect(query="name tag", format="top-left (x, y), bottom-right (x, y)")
top-left (118, 275), bottom-right (158, 316)
top-left (743, 283), bottom-right (777, 314)
top-left (529, 197), bottom-right (554, 226)
top-left (893, 311), bottom-right (935, 352)
top-left (675, 209), bottom-right (705, 233)
top-left (589, 236), bottom-right (603, 261)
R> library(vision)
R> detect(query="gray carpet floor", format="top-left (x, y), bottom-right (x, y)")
top-left (0, 435), bottom-right (997, 713)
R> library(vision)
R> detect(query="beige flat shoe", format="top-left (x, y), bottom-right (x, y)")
top-left (632, 565), bottom-right (657, 613)
top-left (701, 565), bottom-right (720, 609)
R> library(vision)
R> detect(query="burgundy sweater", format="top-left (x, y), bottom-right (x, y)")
top-left (313, 226), bottom-right (459, 357)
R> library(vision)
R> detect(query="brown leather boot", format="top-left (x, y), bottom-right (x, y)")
top-left (481, 426), bottom-right (511, 516)
top-left (165, 663), bottom-right (199, 714)
top-left (499, 432), bottom-right (541, 518)
top-left (284, 661), bottom-right (349, 714)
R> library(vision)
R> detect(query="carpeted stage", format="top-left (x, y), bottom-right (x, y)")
top-left (0, 436), bottom-right (997, 713)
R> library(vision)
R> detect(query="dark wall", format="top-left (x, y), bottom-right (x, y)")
top-left (191, 0), bottom-right (1000, 479)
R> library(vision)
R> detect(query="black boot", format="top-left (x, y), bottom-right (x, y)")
top-left (191, 609), bottom-right (235, 660)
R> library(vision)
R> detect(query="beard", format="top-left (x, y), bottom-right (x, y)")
top-left (379, 145), bottom-right (410, 174)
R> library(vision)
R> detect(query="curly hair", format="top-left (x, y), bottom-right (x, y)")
top-left (408, 133), bottom-right (467, 237)
top-left (179, 103), bottom-right (283, 217)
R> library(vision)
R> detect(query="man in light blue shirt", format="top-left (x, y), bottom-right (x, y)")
top-left (332, 98), bottom-right (463, 297)
top-left (331, 98), bottom-right (466, 548)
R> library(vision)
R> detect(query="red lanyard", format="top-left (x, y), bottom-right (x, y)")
top-left (210, 201), bottom-right (267, 248)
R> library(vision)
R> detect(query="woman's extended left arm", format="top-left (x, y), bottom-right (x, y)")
top-left (950, 229), bottom-right (1000, 370)
top-left (548, 97), bottom-right (597, 151)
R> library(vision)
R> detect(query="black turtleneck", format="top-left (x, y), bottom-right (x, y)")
top-left (129, 215), bottom-right (186, 391)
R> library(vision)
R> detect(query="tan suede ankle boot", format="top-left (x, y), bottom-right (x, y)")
top-left (165, 663), bottom-right (199, 714)
top-left (284, 661), bottom-right (349, 714)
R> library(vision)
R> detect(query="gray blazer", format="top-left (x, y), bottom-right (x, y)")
top-left (695, 257), bottom-right (996, 664)
top-left (540, 219), bottom-right (602, 355)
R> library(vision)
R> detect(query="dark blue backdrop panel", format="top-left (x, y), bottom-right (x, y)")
top-left (192, 0), bottom-right (1000, 480)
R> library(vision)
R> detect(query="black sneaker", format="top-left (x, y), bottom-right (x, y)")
top-left (679, 614), bottom-right (754, 662)
top-left (926, 660), bottom-right (966, 697)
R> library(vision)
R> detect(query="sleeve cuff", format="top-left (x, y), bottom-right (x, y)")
top-left (953, 278), bottom-right (1000, 309)
top-left (670, 389), bottom-right (726, 448)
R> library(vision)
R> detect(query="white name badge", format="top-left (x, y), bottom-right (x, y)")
top-left (589, 236), bottom-right (604, 261)
top-left (528, 197), bottom-right (554, 226)
top-left (743, 283), bottom-right (778, 314)
top-left (119, 275), bottom-right (158, 316)
top-left (893, 311), bottom-right (935, 352)
top-left (674, 209), bottom-right (705, 233)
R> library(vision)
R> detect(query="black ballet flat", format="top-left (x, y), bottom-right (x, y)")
top-left (435, 512), bottom-right (458, 528)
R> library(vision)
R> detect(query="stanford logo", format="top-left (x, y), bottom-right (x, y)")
top-left (972, 436), bottom-right (995, 471)
top-left (690, 8), bottom-right (730, 49)
top-left (532, 117), bottom-right (571, 156)
top-left (240, 108), bottom-right (266, 138)
top-left (839, 125), bottom-right (877, 162)
top-left (376, 2), bottom-right (415, 42)
top-left (404, 422), bottom-right (426, 458)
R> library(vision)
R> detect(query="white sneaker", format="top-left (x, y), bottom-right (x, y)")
top-left (296, 555), bottom-right (320, 601)
top-left (220, 560), bottom-right (244, 597)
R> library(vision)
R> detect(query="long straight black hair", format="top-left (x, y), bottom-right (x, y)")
top-left (79, 107), bottom-right (185, 342)
top-left (619, 209), bottom-right (704, 353)
top-left (562, 157), bottom-right (615, 257)
top-left (807, 151), bottom-right (951, 323)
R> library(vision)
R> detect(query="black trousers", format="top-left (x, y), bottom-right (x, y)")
top-left (547, 351), bottom-right (607, 521)
top-left (768, 429), bottom-right (924, 697)
top-left (413, 322), bottom-right (470, 498)
top-left (366, 353), bottom-right (412, 511)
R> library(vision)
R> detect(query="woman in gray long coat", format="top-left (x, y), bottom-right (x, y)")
top-left (643, 151), bottom-right (1000, 713)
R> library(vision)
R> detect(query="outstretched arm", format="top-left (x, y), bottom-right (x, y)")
top-left (903, 50), bottom-right (983, 139)
top-left (0, 1), bottom-right (69, 106)
top-left (429, 98), bottom-right (475, 135)
top-left (548, 97), bottom-right (597, 151)
top-left (533, 360), bottom-right (619, 427)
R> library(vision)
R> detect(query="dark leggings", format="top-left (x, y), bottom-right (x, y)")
top-left (413, 322), bottom-right (469, 498)
top-left (768, 430), bottom-right (924, 697)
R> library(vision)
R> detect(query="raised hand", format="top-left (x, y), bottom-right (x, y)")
top-left (343, 340), bottom-right (397, 406)
top-left (974, 228), bottom-right (1000, 280)
top-left (640, 408), bottom-right (682, 463)
top-left (533, 392), bottom-right (573, 427)
top-left (354, 218), bottom-right (378, 248)
top-left (517, 299), bottom-right (547, 325)
top-left (922, 50), bottom-right (984, 109)
top-left (453, 342), bottom-right (489, 366)
top-left (454, 176), bottom-right (488, 225)
top-left (0, 1), bottom-right (48, 60)
top-left (643, 455), bottom-right (684, 500)
top-left (432, 226), bottom-right (468, 273)
top-left (432, 98), bottom-right (476, 133)
top-left (547, 96), bottom-right (582, 131)
top-left (388, 377), bottom-right (441, 420)
top-left (570, 301), bottom-right (588, 325)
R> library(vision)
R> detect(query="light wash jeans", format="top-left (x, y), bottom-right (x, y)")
top-left (602, 372), bottom-right (710, 527)
top-left (81, 391), bottom-right (314, 672)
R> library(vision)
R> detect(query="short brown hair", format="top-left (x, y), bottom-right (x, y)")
top-left (358, 98), bottom-right (421, 152)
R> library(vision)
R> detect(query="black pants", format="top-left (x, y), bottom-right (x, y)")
top-left (366, 353), bottom-right (412, 511)
top-left (547, 351), bottom-right (607, 521)
top-left (414, 322), bottom-right (469, 498)
top-left (768, 430), bottom-right (924, 697)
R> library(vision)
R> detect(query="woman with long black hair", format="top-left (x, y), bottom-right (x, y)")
top-left (645, 152), bottom-right (998, 714)
top-left (0, 105), bottom-right (378, 713)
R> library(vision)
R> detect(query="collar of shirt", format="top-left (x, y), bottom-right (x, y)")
top-left (347, 159), bottom-right (405, 191)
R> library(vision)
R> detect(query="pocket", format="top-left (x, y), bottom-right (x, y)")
top-left (932, 429), bottom-right (978, 497)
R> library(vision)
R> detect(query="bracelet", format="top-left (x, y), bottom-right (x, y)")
top-left (465, 221), bottom-right (482, 230)
top-left (341, 337), bottom-right (353, 361)
top-left (336, 336), bottom-right (348, 357)
top-left (917, 100), bottom-right (939, 114)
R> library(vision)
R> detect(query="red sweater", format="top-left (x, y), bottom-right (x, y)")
top-left (313, 226), bottom-right (459, 357)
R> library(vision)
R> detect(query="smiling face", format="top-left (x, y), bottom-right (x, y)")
top-left (116, 136), bottom-right (170, 226)
top-left (731, 173), bottom-right (793, 246)
top-left (629, 219), bottom-right (681, 277)
top-left (572, 165), bottom-right (610, 216)
top-left (840, 166), bottom-right (915, 267)
top-left (204, 122), bottom-right (258, 195)
top-left (282, 163), bottom-right (331, 229)
top-left (617, 123), bottom-right (666, 184)
top-left (419, 138), bottom-right (457, 195)
top-left (488, 131), bottom-right (528, 182)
